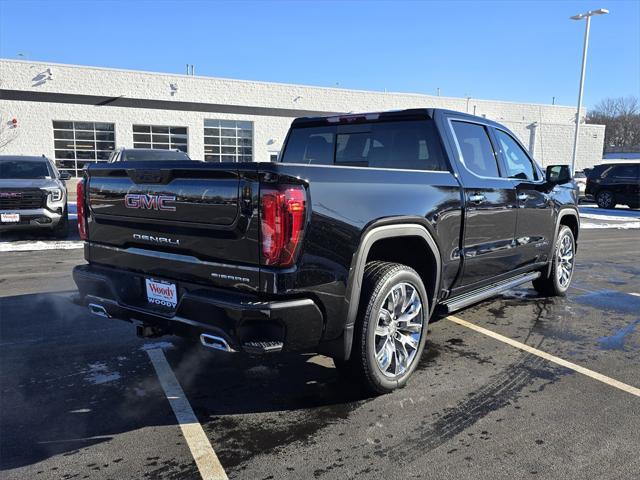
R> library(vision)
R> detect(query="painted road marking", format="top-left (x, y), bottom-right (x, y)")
top-left (146, 348), bottom-right (228, 480)
top-left (570, 285), bottom-right (595, 294)
top-left (446, 315), bottom-right (640, 398)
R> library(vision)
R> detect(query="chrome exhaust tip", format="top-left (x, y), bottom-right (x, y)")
top-left (88, 303), bottom-right (110, 318)
top-left (200, 334), bottom-right (235, 352)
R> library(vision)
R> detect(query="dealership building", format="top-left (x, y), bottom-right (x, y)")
top-left (1, 59), bottom-right (605, 177)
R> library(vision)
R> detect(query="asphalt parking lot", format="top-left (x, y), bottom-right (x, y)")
top-left (1, 217), bottom-right (639, 479)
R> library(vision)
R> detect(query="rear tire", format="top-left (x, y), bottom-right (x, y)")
top-left (596, 190), bottom-right (615, 209)
top-left (533, 225), bottom-right (575, 297)
top-left (338, 261), bottom-right (429, 395)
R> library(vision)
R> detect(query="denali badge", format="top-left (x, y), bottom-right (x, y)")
top-left (124, 193), bottom-right (176, 211)
top-left (133, 233), bottom-right (180, 246)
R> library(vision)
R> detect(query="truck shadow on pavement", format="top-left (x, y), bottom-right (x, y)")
top-left (0, 291), bottom-right (368, 472)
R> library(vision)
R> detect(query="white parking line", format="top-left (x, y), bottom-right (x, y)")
top-left (146, 348), bottom-right (228, 480)
top-left (570, 285), bottom-right (595, 294)
top-left (446, 315), bottom-right (640, 398)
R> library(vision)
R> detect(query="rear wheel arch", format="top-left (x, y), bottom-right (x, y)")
top-left (341, 223), bottom-right (441, 361)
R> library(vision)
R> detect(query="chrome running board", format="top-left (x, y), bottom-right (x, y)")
top-left (442, 271), bottom-right (541, 313)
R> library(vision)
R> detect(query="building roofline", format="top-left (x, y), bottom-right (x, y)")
top-left (0, 58), bottom-right (575, 110)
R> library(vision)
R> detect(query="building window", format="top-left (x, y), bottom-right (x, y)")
top-left (133, 125), bottom-right (188, 152)
top-left (53, 121), bottom-right (115, 176)
top-left (204, 119), bottom-right (253, 162)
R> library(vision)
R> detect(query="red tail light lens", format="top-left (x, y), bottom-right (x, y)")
top-left (76, 179), bottom-right (88, 240)
top-left (260, 185), bottom-right (306, 267)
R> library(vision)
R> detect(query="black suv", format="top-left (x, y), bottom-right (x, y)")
top-left (585, 162), bottom-right (640, 209)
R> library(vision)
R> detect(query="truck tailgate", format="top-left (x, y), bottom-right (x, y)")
top-left (84, 162), bottom-right (261, 290)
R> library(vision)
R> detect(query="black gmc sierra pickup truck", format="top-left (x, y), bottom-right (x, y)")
top-left (73, 108), bottom-right (579, 394)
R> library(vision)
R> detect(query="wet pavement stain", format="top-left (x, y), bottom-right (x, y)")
top-left (211, 401), bottom-right (362, 470)
top-left (596, 319), bottom-right (640, 351)
top-left (573, 291), bottom-right (640, 315)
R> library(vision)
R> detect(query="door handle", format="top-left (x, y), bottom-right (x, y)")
top-left (468, 193), bottom-right (486, 204)
top-left (517, 193), bottom-right (529, 201)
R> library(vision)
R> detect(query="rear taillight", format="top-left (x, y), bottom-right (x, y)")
top-left (76, 179), bottom-right (88, 240)
top-left (260, 185), bottom-right (306, 267)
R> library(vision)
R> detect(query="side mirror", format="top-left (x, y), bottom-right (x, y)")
top-left (546, 165), bottom-right (571, 185)
top-left (59, 171), bottom-right (72, 181)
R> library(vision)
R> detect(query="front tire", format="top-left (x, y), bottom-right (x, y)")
top-left (51, 208), bottom-right (69, 239)
top-left (339, 261), bottom-right (429, 395)
top-left (596, 190), bottom-right (615, 209)
top-left (533, 225), bottom-right (575, 297)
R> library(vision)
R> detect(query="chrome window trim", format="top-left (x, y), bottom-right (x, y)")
top-left (279, 162), bottom-right (453, 174)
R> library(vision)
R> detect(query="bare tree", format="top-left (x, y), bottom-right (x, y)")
top-left (587, 96), bottom-right (640, 153)
top-left (0, 115), bottom-right (19, 150)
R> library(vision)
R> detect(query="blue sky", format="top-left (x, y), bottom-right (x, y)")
top-left (1, 0), bottom-right (638, 108)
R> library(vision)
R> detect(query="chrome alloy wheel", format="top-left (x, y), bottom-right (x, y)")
top-left (556, 232), bottom-right (575, 288)
top-left (374, 282), bottom-right (424, 378)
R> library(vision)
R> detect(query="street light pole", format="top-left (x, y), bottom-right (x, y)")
top-left (570, 8), bottom-right (609, 175)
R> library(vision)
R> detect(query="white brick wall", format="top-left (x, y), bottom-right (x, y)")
top-left (0, 59), bottom-right (605, 172)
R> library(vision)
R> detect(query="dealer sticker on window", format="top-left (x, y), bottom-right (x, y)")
top-left (145, 278), bottom-right (178, 309)
top-left (1, 213), bottom-right (20, 223)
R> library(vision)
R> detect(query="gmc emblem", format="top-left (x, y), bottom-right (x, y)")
top-left (0, 192), bottom-right (21, 198)
top-left (124, 194), bottom-right (176, 211)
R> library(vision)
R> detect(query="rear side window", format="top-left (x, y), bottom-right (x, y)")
top-left (451, 121), bottom-right (500, 178)
top-left (281, 120), bottom-right (447, 171)
top-left (604, 164), bottom-right (639, 178)
top-left (281, 127), bottom-right (334, 165)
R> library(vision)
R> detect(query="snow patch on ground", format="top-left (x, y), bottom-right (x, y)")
top-left (581, 222), bottom-right (640, 230)
top-left (580, 213), bottom-right (640, 222)
top-left (0, 240), bottom-right (84, 252)
top-left (579, 206), bottom-right (640, 219)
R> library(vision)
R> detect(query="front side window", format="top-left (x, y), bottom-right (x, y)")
top-left (204, 120), bottom-right (253, 162)
top-left (133, 125), bottom-right (188, 152)
top-left (451, 121), bottom-right (500, 178)
top-left (494, 129), bottom-right (538, 181)
top-left (53, 121), bottom-right (115, 176)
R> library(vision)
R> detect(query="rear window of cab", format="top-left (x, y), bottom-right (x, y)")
top-left (281, 120), bottom-right (448, 171)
